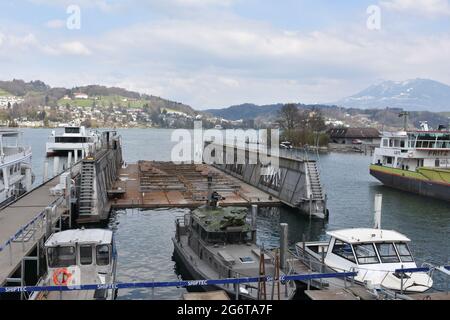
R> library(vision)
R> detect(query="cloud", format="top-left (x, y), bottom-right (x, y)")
top-left (380, 0), bottom-right (450, 17)
top-left (82, 17), bottom-right (450, 107)
top-left (57, 41), bottom-right (91, 56)
top-left (45, 19), bottom-right (66, 29)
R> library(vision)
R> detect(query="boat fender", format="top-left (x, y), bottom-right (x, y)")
top-left (53, 268), bottom-right (73, 286)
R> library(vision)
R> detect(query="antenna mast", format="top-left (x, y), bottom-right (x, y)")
top-left (399, 111), bottom-right (410, 131)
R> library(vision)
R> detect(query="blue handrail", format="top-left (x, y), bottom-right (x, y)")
top-left (0, 271), bottom-right (357, 294)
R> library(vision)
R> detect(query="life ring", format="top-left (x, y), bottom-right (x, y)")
top-left (53, 268), bottom-right (72, 286)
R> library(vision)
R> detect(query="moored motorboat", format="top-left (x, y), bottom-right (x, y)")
top-left (172, 196), bottom-right (296, 300)
top-left (30, 229), bottom-right (117, 300)
top-left (296, 228), bottom-right (433, 293)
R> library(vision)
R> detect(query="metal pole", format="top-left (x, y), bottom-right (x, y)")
top-left (9, 242), bottom-right (13, 266)
top-left (68, 152), bottom-right (72, 168)
top-left (53, 157), bottom-right (60, 176)
top-left (400, 266), bottom-right (404, 295)
top-left (251, 205), bottom-right (258, 229)
top-left (43, 161), bottom-right (49, 183)
top-left (235, 273), bottom-right (240, 300)
top-left (280, 223), bottom-right (288, 270)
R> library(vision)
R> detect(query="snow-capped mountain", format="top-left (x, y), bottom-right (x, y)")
top-left (336, 79), bottom-right (450, 112)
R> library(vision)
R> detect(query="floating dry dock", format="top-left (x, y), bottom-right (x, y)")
top-left (109, 161), bottom-right (281, 209)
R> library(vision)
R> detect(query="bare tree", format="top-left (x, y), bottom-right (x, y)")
top-left (277, 103), bottom-right (298, 130)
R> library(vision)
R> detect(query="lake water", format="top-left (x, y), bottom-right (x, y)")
top-left (22, 128), bottom-right (449, 299)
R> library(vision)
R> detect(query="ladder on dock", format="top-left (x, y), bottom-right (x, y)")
top-left (79, 160), bottom-right (95, 216)
top-left (306, 161), bottom-right (324, 201)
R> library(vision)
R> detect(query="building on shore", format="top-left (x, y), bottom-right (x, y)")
top-left (327, 127), bottom-right (381, 145)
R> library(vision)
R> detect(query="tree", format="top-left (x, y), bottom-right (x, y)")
top-left (277, 104), bottom-right (298, 130)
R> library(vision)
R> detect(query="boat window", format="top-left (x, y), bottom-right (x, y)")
top-left (375, 243), bottom-right (400, 263)
top-left (96, 245), bottom-right (110, 266)
top-left (80, 245), bottom-right (93, 265)
top-left (395, 243), bottom-right (414, 262)
top-left (55, 137), bottom-right (88, 143)
top-left (65, 127), bottom-right (80, 134)
top-left (239, 257), bottom-right (254, 264)
top-left (383, 139), bottom-right (388, 147)
top-left (332, 240), bottom-right (356, 263)
top-left (47, 246), bottom-right (76, 268)
top-left (353, 244), bottom-right (380, 264)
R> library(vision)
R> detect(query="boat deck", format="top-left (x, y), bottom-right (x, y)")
top-left (0, 175), bottom-right (68, 286)
top-left (110, 162), bottom-right (281, 209)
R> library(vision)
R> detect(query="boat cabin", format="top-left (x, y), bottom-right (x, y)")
top-left (321, 228), bottom-right (433, 292)
top-left (324, 228), bottom-right (414, 270)
top-left (297, 228), bottom-right (433, 292)
top-left (52, 126), bottom-right (90, 144)
top-left (44, 229), bottom-right (116, 290)
top-left (373, 126), bottom-right (450, 171)
top-left (182, 207), bottom-right (256, 257)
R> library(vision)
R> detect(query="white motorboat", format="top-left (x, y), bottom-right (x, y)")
top-left (46, 126), bottom-right (100, 157)
top-left (296, 228), bottom-right (433, 293)
top-left (295, 194), bottom-right (433, 294)
top-left (0, 129), bottom-right (33, 206)
top-left (31, 229), bottom-right (117, 300)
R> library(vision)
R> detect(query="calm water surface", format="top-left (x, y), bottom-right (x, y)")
top-left (22, 129), bottom-right (449, 298)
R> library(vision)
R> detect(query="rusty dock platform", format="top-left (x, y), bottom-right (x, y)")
top-left (109, 161), bottom-right (282, 209)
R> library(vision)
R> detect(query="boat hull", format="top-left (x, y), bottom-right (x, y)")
top-left (172, 238), bottom-right (245, 299)
top-left (370, 165), bottom-right (450, 201)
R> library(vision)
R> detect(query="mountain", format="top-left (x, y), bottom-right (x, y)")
top-left (205, 103), bottom-right (284, 120)
top-left (0, 80), bottom-right (197, 115)
top-left (336, 79), bottom-right (450, 112)
top-left (206, 103), bottom-right (337, 121)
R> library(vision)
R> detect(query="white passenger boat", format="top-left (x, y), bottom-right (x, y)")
top-left (31, 229), bottom-right (117, 300)
top-left (46, 126), bottom-right (100, 157)
top-left (296, 228), bottom-right (433, 293)
top-left (0, 129), bottom-right (33, 206)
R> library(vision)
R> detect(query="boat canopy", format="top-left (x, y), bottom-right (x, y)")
top-left (45, 229), bottom-right (113, 247)
top-left (326, 228), bottom-right (410, 245)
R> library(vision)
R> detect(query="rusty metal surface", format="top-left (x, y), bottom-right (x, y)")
top-left (110, 161), bottom-right (281, 209)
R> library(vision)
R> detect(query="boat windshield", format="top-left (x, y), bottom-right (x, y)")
top-left (353, 243), bottom-right (379, 265)
top-left (395, 243), bottom-right (414, 262)
top-left (47, 246), bottom-right (76, 268)
top-left (332, 240), bottom-right (356, 263)
top-left (376, 243), bottom-right (400, 263)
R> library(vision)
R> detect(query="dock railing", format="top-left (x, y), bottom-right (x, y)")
top-left (395, 265), bottom-right (450, 295)
top-left (0, 196), bottom-right (65, 266)
top-left (0, 271), bottom-right (358, 298)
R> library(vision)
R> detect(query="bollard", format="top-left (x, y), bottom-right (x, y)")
top-left (280, 223), bottom-right (288, 270)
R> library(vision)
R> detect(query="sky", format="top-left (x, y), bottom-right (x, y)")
top-left (0, 0), bottom-right (450, 109)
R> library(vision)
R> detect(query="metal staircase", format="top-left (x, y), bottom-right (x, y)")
top-left (78, 160), bottom-right (95, 216)
top-left (306, 161), bottom-right (324, 200)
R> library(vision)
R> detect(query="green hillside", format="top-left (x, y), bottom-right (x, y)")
top-left (57, 95), bottom-right (150, 109)
top-left (0, 89), bottom-right (12, 96)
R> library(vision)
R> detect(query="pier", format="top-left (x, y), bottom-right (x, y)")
top-left (0, 169), bottom-right (77, 292)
